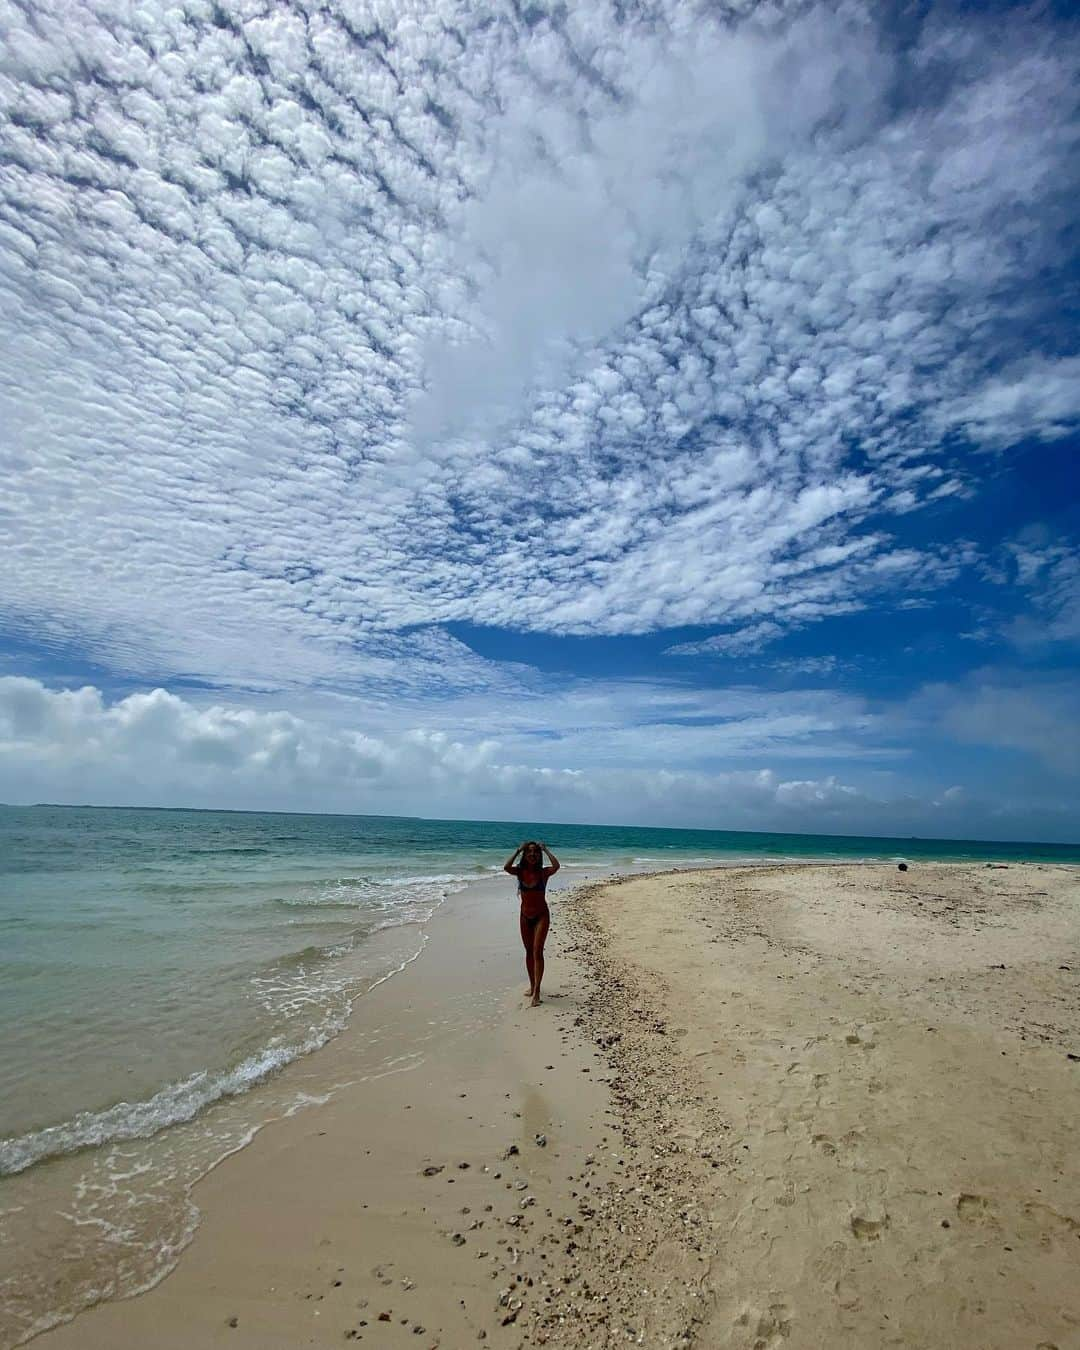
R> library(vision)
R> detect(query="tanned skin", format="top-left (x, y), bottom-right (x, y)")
top-left (503, 840), bottom-right (560, 1006)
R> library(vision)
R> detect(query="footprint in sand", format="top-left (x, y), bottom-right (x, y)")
top-left (956, 1193), bottom-right (998, 1228)
top-left (850, 1211), bottom-right (890, 1241)
top-left (810, 1241), bottom-right (848, 1285)
top-left (813, 1248), bottom-right (860, 1308)
top-left (733, 1301), bottom-right (793, 1348)
top-left (773, 1179), bottom-right (797, 1208)
top-left (1022, 1200), bottom-right (1080, 1249)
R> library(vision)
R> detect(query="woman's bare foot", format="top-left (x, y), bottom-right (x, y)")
top-left (530, 993), bottom-right (542, 1007)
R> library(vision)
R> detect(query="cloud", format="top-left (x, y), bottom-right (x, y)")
top-left (0, 675), bottom-right (501, 806)
top-left (934, 356), bottom-right (1080, 451)
top-left (0, 2), bottom-right (1076, 695)
top-left (0, 673), bottom-right (939, 830)
top-left (1002, 530), bottom-right (1080, 647)
top-left (666, 621), bottom-right (784, 657)
top-left (909, 671), bottom-right (1080, 778)
top-left (410, 7), bottom-right (887, 446)
top-left (765, 655), bottom-right (842, 678)
top-left (773, 774), bottom-right (858, 810)
top-left (2, 676), bottom-right (1076, 842)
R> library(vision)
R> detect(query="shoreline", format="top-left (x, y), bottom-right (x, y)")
top-left (12, 865), bottom-right (615, 1349)
top-left (18, 859), bottom-right (1080, 1349)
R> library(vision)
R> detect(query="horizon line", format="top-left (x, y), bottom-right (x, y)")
top-left (3, 801), bottom-right (1077, 851)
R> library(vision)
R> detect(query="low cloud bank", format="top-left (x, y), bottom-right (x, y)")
top-left (2, 678), bottom-right (1073, 843)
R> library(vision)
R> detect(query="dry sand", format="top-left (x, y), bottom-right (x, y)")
top-left (27, 861), bottom-right (1080, 1350)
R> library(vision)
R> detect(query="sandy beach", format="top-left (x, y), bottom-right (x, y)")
top-left (25, 860), bottom-right (1080, 1350)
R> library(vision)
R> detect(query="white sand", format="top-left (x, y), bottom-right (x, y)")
top-left (556, 861), bottom-right (1080, 1348)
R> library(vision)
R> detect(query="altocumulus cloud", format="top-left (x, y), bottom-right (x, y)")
top-left (1, 1), bottom-right (1077, 685)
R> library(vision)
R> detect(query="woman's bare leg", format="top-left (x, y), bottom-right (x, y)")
top-left (520, 912), bottom-right (536, 995)
top-left (530, 914), bottom-right (550, 1006)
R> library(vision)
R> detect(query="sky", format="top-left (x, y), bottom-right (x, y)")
top-left (1, 0), bottom-right (1078, 841)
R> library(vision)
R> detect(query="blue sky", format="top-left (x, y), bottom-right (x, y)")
top-left (1, 0), bottom-right (1077, 841)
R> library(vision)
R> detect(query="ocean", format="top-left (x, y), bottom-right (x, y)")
top-left (2, 804), bottom-right (1076, 1345)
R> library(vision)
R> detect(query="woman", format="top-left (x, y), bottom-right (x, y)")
top-left (503, 840), bottom-right (559, 1006)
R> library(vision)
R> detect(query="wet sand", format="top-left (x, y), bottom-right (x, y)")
top-left (27, 861), bottom-right (1080, 1349)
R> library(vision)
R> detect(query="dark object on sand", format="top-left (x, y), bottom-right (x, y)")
top-left (897, 862), bottom-right (908, 872)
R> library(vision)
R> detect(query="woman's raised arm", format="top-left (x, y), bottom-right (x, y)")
top-left (539, 842), bottom-right (560, 874)
top-left (503, 843), bottom-right (524, 874)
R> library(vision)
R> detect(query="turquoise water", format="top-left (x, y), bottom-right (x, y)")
top-left (3, 804), bottom-right (1076, 1173)
top-left (0, 804), bottom-right (1076, 1346)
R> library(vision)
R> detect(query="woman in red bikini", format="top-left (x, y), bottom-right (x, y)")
top-left (503, 840), bottom-right (560, 1006)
